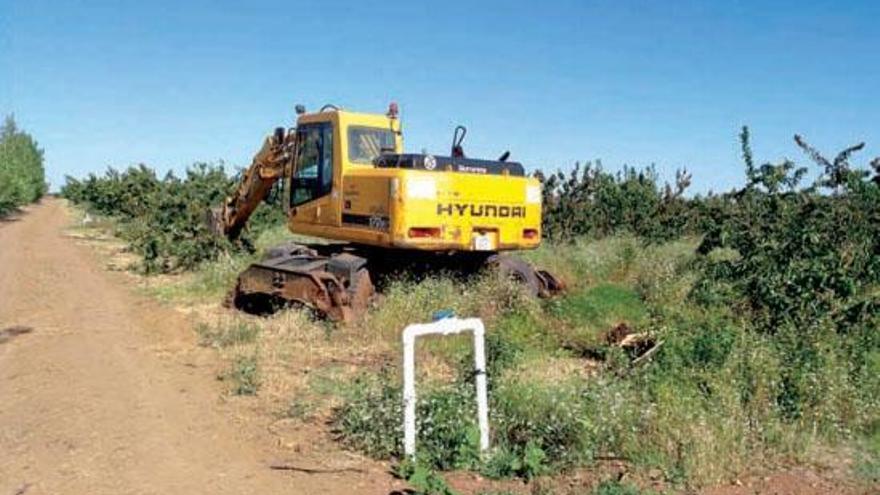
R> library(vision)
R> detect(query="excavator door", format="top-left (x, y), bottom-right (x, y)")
top-left (289, 122), bottom-right (338, 226)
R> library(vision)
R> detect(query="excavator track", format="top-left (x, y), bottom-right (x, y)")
top-left (229, 244), bottom-right (374, 322)
top-left (228, 243), bottom-right (563, 322)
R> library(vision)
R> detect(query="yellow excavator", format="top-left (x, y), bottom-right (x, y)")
top-left (210, 103), bottom-right (562, 321)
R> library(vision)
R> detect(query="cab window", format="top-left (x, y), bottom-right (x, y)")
top-left (292, 123), bottom-right (333, 206)
top-left (348, 126), bottom-right (395, 164)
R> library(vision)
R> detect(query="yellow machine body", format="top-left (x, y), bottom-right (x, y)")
top-left (214, 105), bottom-right (562, 321)
top-left (287, 110), bottom-right (543, 252)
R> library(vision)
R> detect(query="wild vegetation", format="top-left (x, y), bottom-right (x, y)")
top-left (537, 163), bottom-right (695, 242)
top-left (0, 115), bottom-right (47, 215)
top-left (61, 129), bottom-right (880, 493)
top-left (61, 163), bottom-right (285, 272)
top-left (337, 130), bottom-right (880, 491)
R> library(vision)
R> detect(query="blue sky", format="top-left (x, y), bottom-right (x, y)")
top-left (2, 0), bottom-right (878, 193)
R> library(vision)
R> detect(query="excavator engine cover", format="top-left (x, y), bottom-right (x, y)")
top-left (373, 153), bottom-right (525, 176)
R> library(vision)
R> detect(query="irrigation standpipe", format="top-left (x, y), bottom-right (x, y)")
top-left (402, 317), bottom-right (490, 458)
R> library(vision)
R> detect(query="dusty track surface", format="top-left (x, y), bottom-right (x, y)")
top-left (0, 200), bottom-right (400, 495)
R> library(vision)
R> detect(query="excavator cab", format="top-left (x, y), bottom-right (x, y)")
top-left (284, 109), bottom-right (402, 237)
top-left (209, 107), bottom-right (403, 241)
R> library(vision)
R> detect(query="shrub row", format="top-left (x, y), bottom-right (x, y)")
top-left (61, 163), bottom-right (284, 273)
top-left (693, 128), bottom-right (880, 425)
top-left (538, 163), bottom-right (695, 243)
top-left (0, 115), bottom-right (47, 215)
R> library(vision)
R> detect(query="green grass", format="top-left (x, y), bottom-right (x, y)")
top-left (396, 460), bottom-right (460, 495)
top-left (360, 273), bottom-right (539, 369)
top-left (307, 364), bottom-right (352, 397)
top-left (282, 363), bottom-right (364, 421)
top-left (523, 236), bottom-right (638, 290)
top-left (591, 480), bottom-right (656, 495)
top-left (150, 254), bottom-right (254, 303)
top-left (855, 420), bottom-right (880, 484)
top-left (488, 310), bottom-right (558, 360)
top-left (219, 353), bottom-right (260, 395)
top-left (550, 283), bottom-right (648, 351)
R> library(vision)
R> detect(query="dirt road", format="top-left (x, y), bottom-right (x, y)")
top-left (0, 199), bottom-right (396, 495)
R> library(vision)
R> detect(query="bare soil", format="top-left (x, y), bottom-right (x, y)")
top-left (0, 199), bottom-right (403, 495)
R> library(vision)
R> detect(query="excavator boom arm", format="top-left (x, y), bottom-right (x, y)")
top-left (210, 129), bottom-right (293, 240)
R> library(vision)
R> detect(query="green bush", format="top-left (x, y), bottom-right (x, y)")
top-left (693, 130), bottom-right (880, 426)
top-left (0, 115), bottom-right (46, 215)
top-left (395, 459), bottom-right (460, 495)
top-left (416, 385), bottom-right (481, 470)
top-left (538, 162), bottom-right (694, 243)
top-left (335, 369), bottom-right (590, 477)
top-left (456, 326), bottom-right (526, 389)
top-left (61, 162), bottom-right (286, 273)
top-left (333, 371), bottom-right (404, 459)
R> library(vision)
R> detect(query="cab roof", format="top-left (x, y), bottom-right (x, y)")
top-left (296, 108), bottom-right (395, 129)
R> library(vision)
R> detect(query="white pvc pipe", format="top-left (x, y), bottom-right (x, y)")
top-left (402, 317), bottom-right (490, 458)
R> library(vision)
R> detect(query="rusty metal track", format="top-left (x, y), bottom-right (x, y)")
top-left (229, 244), bottom-right (562, 322)
top-left (229, 244), bottom-right (374, 322)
